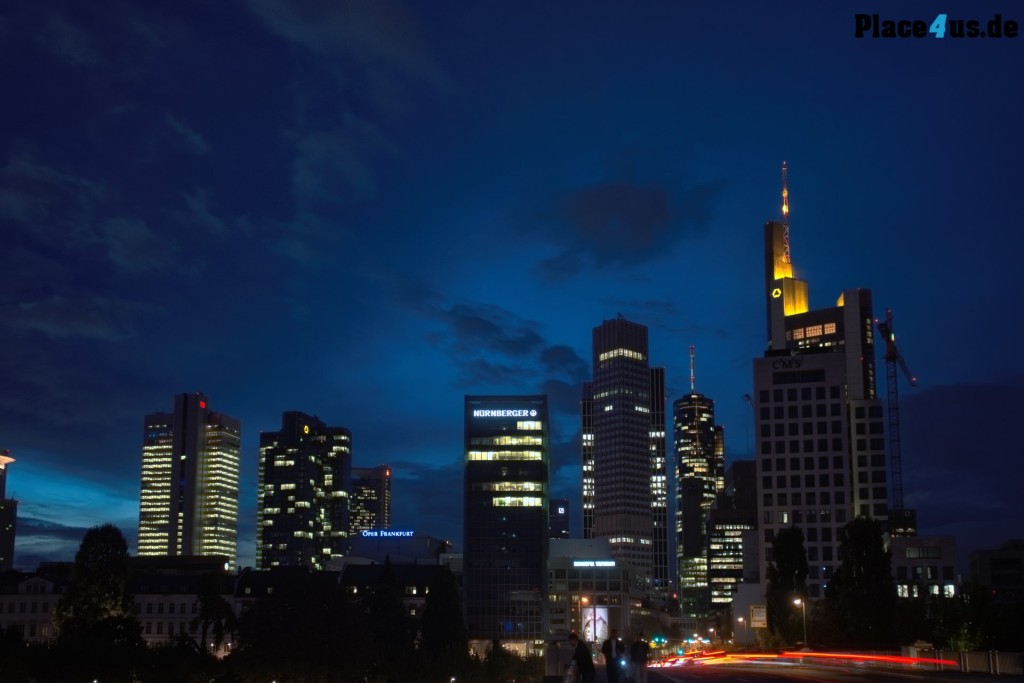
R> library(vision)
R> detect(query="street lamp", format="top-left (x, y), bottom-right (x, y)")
top-left (708, 627), bottom-right (715, 644)
top-left (793, 598), bottom-right (808, 646)
top-left (736, 616), bottom-right (746, 643)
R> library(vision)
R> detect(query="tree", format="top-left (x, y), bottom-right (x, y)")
top-left (55, 523), bottom-right (139, 643)
top-left (420, 566), bottom-right (468, 681)
top-left (824, 517), bottom-right (896, 647)
top-left (765, 526), bottom-right (808, 644)
top-left (191, 571), bottom-right (238, 655)
top-left (52, 524), bottom-right (144, 680)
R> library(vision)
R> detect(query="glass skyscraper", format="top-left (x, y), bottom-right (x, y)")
top-left (463, 395), bottom-right (549, 646)
top-left (257, 411), bottom-right (352, 570)
top-left (137, 393), bottom-right (241, 568)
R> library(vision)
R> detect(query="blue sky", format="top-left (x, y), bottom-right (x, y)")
top-left (2, 0), bottom-right (1021, 570)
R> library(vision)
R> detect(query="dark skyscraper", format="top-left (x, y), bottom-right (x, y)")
top-left (257, 411), bottom-right (352, 570)
top-left (549, 498), bottom-right (570, 539)
top-left (754, 169), bottom-right (886, 598)
top-left (0, 450), bottom-right (16, 571)
top-left (583, 317), bottom-right (668, 594)
top-left (673, 352), bottom-right (725, 622)
top-left (464, 395), bottom-right (549, 645)
top-left (351, 465), bottom-right (392, 534)
top-left (138, 393), bottom-right (241, 567)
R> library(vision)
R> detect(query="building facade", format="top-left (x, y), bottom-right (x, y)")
top-left (463, 395), bottom-right (549, 646)
top-left (350, 465), bottom-right (392, 534)
top-left (257, 411), bottom-right (352, 570)
top-left (0, 450), bottom-right (16, 572)
top-left (582, 317), bottom-right (668, 597)
top-left (138, 393), bottom-right (241, 568)
top-left (673, 375), bottom-right (726, 622)
top-left (549, 499), bottom-right (570, 540)
top-left (754, 194), bottom-right (887, 599)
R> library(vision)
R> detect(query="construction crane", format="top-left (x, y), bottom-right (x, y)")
top-left (876, 308), bottom-right (917, 516)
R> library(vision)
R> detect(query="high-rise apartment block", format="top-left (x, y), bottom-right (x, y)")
top-left (138, 393), bottom-right (241, 568)
top-left (257, 411), bottom-right (352, 570)
top-left (754, 170), bottom-right (887, 598)
top-left (463, 395), bottom-right (549, 645)
top-left (350, 465), bottom-right (392, 534)
top-left (0, 450), bottom-right (17, 571)
top-left (582, 317), bottom-right (668, 596)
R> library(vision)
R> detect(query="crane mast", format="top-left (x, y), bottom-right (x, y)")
top-left (876, 308), bottom-right (917, 520)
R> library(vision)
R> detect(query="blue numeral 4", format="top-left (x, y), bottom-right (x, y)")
top-left (930, 13), bottom-right (947, 38)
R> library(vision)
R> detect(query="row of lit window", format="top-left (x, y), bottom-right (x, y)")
top-left (492, 496), bottom-right (543, 507)
top-left (467, 450), bottom-right (543, 461)
top-left (598, 348), bottom-right (646, 362)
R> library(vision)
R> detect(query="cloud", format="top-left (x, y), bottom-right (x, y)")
top-left (101, 216), bottom-right (178, 273)
top-left (390, 461), bottom-right (463, 545)
top-left (180, 188), bottom-right (228, 237)
top-left (165, 114), bottom-right (211, 155)
top-left (36, 11), bottom-right (100, 66)
top-left (4, 295), bottom-right (138, 341)
top-left (536, 179), bottom-right (726, 281)
top-left (440, 303), bottom-right (544, 358)
top-left (244, 0), bottom-right (451, 90)
top-left (0, 155), bottom-right (106, 227)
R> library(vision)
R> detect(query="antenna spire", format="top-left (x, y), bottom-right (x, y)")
top-left (689, 344), bottom-right (696, 393)
top-left (781, 160), bottom-right (791, 264)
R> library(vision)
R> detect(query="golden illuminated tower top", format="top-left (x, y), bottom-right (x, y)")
top-left (781, 160), bottom-right (790, 261)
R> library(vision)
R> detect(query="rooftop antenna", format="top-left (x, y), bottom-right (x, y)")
top-left (781, 160), bottom-right (791, 264)
top-left (689, 344), bottom-right (696, 393)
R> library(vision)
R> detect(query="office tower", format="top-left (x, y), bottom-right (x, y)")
top-left (257, 411), bottom-right (352, 570)
top-left (0, 450), bottom-right (16, 571)
top-left (754, 166), bottom-right (886, 598)
top-left (138, 393), bottom-right (241, 567)
top-left (707, 462), bottom-right (757, 614)
top-left (350, 465), bottom-right (392, 534)
top-left (464, 395), bottom-right (549, 645)
top-left (582, 317), bottom-right (667, 594)
top-left (549, 498), bottom-right (570, 539)
top-left (673, 350), bottom-right (726, 622)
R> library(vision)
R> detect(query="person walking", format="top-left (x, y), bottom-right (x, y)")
top-left (568, 633), bottom-right (596, 683)
top-left (630, 631), bottom-right (650, 683)
top-left (601, 630), bottom-right (623, 683)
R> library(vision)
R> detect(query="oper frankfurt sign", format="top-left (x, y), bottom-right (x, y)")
top-left (361, 530), bottom-right (414, 538)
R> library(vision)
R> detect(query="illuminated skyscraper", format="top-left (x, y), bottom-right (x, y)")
top-left (0, 450), bottom-right (17, 571)
top-left (257, 411), bottom-right (352, 569)
top-left (673, 366), bottom-right (725, 623)
top-left (582, 317), bottom-right (668, 595)
top-left (754, 166), bottom-right (886, 598)
top-left (350, 465), bottom-right (391, 534)
top-left (463, 395), bottom-right (549, 645)
top-left (137, 393), bottom-right (241, 568)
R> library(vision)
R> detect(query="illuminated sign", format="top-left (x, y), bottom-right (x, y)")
top-left (573, 560), bottom-right (616, 567)
top-left (303, 424), bottom-right (310, 434)
top-left (771, 288), bottom-right (782, 299)
top-left (750, 604), bottom-right (767, 629)
top-left (558, 506), bottom-right (565, 515)
top-left (472, 409), bottom-right (538, 418)
top-left (361, 530), bottom-right (414, 538)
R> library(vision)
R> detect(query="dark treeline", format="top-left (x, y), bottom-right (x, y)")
top-left (765, 518), bottom-right (1022, 652)
top-left (0, 525), bottom-right (543, 683)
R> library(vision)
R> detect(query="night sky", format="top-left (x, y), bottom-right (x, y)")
top-left (3, 1), bottom-right (1021, 571)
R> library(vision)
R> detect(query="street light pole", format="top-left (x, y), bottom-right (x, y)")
top-left (736, 616), bottom-right (745, 644)
top-left (793, 598), bottom-right (807, 646)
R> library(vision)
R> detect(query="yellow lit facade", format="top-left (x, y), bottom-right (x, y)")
top-left (137, 393), bottom-right (241, 569)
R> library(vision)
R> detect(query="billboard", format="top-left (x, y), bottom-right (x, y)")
top-left (750, 604), bottom-right (767, 629)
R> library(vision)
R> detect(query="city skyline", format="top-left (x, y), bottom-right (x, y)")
top-left (2, 1), bottom-right (1021, 570)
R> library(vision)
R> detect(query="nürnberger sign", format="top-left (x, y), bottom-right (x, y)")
top-left (472, 409), bottom-right (538, 417)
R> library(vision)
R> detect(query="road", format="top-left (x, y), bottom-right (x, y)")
top-left (637, 662), bottom-right (1011, 683)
